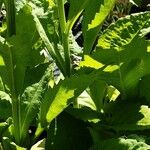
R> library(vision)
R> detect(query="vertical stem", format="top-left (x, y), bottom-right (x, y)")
top-left (57, 0), bottom-right (71, 76)
top-left (63, 33), bottom-right (71, 76)
top-left (12, 97), bottom-right (21, 144)
top-left (4, 0), bottom-right (16, 36)
top-left (5, 0), bottom-right (21, 144)
top-left (57, 0), bottom-right (66, 35)
top-left (0, 1), bottom-right (3, 11)
top-left (8, 46), bottom-right (21, 144)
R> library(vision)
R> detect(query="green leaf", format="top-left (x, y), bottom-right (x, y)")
top-left (66, 0), bottom-right (90, 33)
top-left (33, 14), bottom-right (66, 75)
top-left (23, 63), bottom-right (50, 89)
top-left (40, 70), bottom-right (102, 125)
top-left (85, 12), bottom-right (150, 98)
top-left (0, 122), bottom-right (9, 136)
top-left (66, 106), bottom-right (100, 123)
top-left (0, 5), bottom-right (42, 96)
top-left (2, 137), bottom-right (26, 150)
top-left (0, 91), bottom-right (11, 120)
top-left (95, 12), bottom-right (150, 51)
top-left (89, 80), bottom-right (107, 112)
top-left (77, 91), bottom-right (96, 110)
top-left (31, 139), bottom-right (45, 150)
top-left (46, 112), bottom-right (92, 149)
top-left (82, 0), bottom-right (116, 54)
top-left (19, 64), bottom-right (53, 142)
top-left (140, 75), bottom-right (150, 104)
top-left (90, 136), bottom-right (150, 150)
top-left (102, 101), bottom-right (150, 131)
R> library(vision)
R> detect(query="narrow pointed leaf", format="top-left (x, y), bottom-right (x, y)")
top-left (66, 0), bottom-right (90, 32)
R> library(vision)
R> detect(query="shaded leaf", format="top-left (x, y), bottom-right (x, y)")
top-left (89, 80), bottom-right (107, 112)
top-left (46, 112), bottom-right (92, 150)
top-left (102, 101), bottom-right (150, 131)
top-left (0, 91), bottom-right (11, 120)
top-left (90, 136), bottom-right (150, 150)
top-left (2, 137), bottom-right (26, 150)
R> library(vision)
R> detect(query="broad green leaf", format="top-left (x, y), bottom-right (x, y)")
top-left (46, 112), bottom-right (92, 149)
top-left (102, 101), bottom-right (150, 131)
top-left (19, 65), bottom-right (53, 142)
top-left (40, 70), bottom-right (103, 125)
top-left (0, 5), bottom-right (42, 96)
top-left (80, 55), bottom-right (104, 69)
top-left (90, 136), bottom-right (150, 150)
top-left (77, 91), bottom-right (96, 110)
top-left (82, 0), bottom-right (116, 54)
top-left (23, 63), bottom-right (49, 89)
top-left (95, 12), bottom-right (150, 51)
top-left (85, 12), bottom-right (150, 98)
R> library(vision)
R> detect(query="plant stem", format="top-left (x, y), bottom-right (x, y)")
top-left (5, 0), bottom-right (21, 143)
top-left (57, 0), bottom-right (71, 76)
top-left (12, 97), bottom-right (21, 144)
top-left (0, 1), bottom-right (3, 11)
top-left (4, 0), bottom-right (16, 36)
top-left (57, 0), bottom-right (66, 36)
top-left (63, 33), bottom-right (71, 76)
top-left (8, 46), bottom-right (21, 144)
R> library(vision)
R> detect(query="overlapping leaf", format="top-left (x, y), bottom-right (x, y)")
top-left (39, 69), bottom-right (104, 125)
top-left (90, 136), bottom-right (150, 150)
top-left (19, 65), bottom-right (53, 141)
top-left (102, 101), bottom-right (150, 131)
top-left (0, 5), bottom-right (43, 96)
top-left (81, 12), bottom-right (150, 97)
top-left (82, 0), bottom-right (116, 54)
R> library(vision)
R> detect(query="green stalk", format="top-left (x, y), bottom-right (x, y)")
top-left (57, 0), bottom-right (66, 36)
top-left (63, 33), bottom-right (70, 76)
top-left (33, 14), bottom-right (67, 76)
top-left (0, 0), bottom-right (3, 11)
top-left (5, 0), bottom-right (21, 144)
top-left (8, 46), bottom-right (21, 144)
top-left (57, 0), bottom-right (71, 77)
top-left (4, 0), bottom-right (16, 36)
